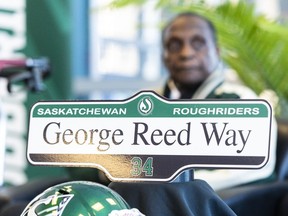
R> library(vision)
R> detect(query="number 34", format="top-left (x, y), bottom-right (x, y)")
top-left (130, 157), bottom-right (153, 177)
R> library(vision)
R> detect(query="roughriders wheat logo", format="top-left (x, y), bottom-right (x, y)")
top-left (138, 96), bottom-right (153, 115)
top-left (21, 194), bottom-right (74, 216)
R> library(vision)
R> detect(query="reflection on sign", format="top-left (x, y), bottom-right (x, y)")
top-left (27, 91), bottom-right (272, 182)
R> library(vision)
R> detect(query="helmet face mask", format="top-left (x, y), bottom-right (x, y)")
top-left (20, 181), bottom-right (132, 216)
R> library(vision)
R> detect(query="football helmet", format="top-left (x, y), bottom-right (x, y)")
top-left (20, 181), bottom-right (141, 216)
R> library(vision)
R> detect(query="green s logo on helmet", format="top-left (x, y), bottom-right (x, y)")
top-left (20, 181), bottom-right (141, 216)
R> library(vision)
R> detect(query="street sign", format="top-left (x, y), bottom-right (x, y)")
top-left (27, 91), bottom-right (272, 182)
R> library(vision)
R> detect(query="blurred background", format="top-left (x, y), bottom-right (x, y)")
top-left (0, 0), bottom-right (288, 186)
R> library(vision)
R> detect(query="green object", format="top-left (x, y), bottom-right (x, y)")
top-left (21, 181), bottom-right (130, 216)
top-left (19, 0), bottom-right (74, 184)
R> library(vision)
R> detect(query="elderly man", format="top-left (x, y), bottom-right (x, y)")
top-left (160, 12), bottom-right (276, 190)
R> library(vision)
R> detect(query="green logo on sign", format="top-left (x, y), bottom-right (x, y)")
top-left (138, 96), bottom-right (153, 115)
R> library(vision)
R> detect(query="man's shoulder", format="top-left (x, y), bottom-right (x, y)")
top-left (212, 82), bottom-right (258, 99)
top-left (209, 69), bottom-right (258, 99)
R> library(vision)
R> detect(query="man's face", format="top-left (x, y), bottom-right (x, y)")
top-left (163, 15), bottom-right (219, 87)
